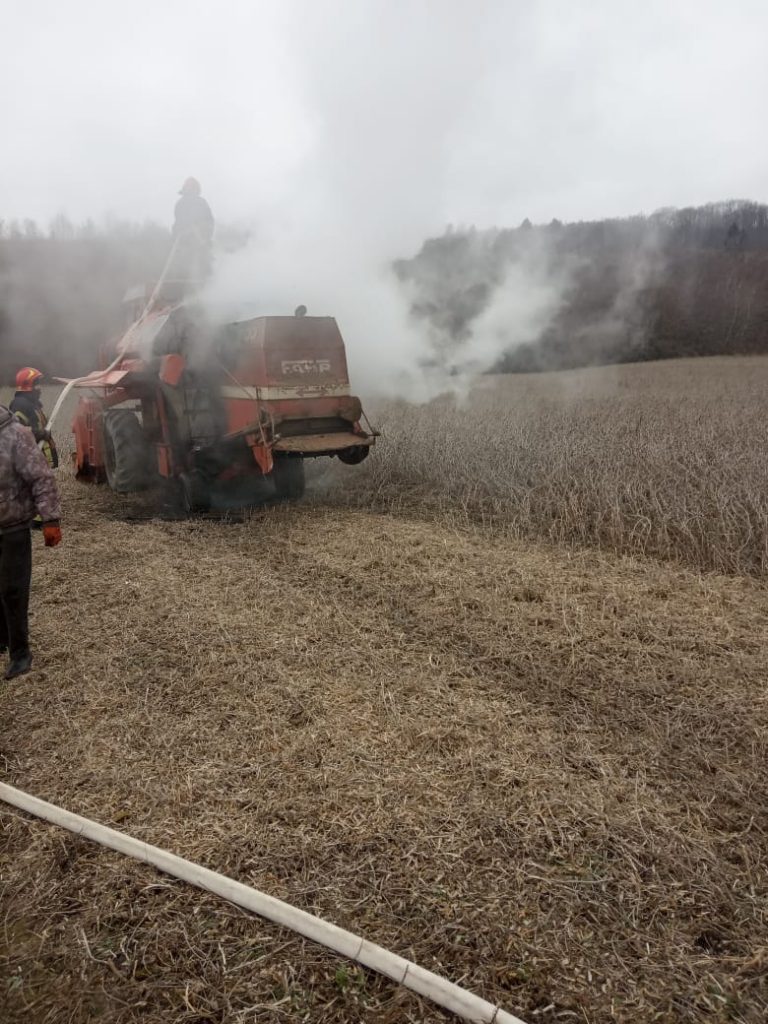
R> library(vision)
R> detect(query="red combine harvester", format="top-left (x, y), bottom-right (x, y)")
top-left (70, 284), bottom-right (375, 510)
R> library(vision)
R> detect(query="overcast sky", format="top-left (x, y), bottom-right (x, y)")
top-left (2, 0), bottom-right (767, 244)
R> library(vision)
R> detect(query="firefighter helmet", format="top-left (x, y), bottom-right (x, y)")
top-left (179, 177), bottom-right (202, 196)
top-left (15, 367), bottom-right (44, 392)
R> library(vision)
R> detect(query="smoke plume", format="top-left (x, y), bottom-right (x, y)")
top-left (202, 2), bottom-right (568, 400)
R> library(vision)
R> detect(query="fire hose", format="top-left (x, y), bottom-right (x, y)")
top-left (0, 781), bottom-right (527, 1024)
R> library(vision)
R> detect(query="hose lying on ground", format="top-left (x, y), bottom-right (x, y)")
top-left (0, 781), bottom-right (527, 1024)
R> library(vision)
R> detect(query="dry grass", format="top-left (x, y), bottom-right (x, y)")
top-left (311, 356), bottom-right (768, 576)
top-left (1, 360), bottom-right (767, 1022)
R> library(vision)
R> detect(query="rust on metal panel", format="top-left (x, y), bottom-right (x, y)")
top-left (273, 432), bottom-right (375, 453)
top-left (222, 393), bottom-right (361, 434)
top-left (73, 397), bottom-right (105, 481)
top-left (245, 432), bottom-right (273, 475)
top-left (226, 316), bottom-right (350, 391)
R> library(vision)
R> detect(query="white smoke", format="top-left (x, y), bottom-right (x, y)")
top-left (203, 218), bottom-right (434, 399)
top-left (459, 256), bottom-right (569, 376)
top-left (202, 1), bottom-right (568, 401)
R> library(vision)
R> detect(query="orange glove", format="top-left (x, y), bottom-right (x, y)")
top-left (43, 523), bottom-right (62, 547)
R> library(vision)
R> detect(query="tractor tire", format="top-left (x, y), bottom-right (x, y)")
top-left (337, 444), bottom-right (370, 465)
top-left (103, 409), bottom-right (150, 493)
top-left (271, 457), bottom-right (306, 501)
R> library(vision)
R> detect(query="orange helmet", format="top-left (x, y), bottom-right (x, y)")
top-left (179, 176), bottom-right (201, 196)
top-left (15, 367), bottom-right (44, 392)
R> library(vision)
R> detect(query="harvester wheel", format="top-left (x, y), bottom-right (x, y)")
top-left (103, 410), bottom-right (150, 493)
top-left (271, 457), bottom-right (306, 501)
top-left (337, 444), bottom-right (370, 465)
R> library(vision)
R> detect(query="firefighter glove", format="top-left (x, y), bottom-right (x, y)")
top-left (43, 522), bottom-right (62, 547)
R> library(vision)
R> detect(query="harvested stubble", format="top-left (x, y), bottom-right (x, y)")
top-left (1, 444), bottom-right (767, 1022)
top-left (312, 355), bottom-right (768, 577)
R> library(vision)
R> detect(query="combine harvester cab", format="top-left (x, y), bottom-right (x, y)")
top-left (71, 291), bottom-right (375, 511)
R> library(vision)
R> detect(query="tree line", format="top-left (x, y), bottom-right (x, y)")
top-left (0, 218), bottom-right (249, 383)
top-left (2, 201), bottom-right (768, 382)
top-left (396, 200), bottom-right (768, 372)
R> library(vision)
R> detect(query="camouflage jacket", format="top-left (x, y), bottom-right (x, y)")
top-left (0, 404), bottom-right (61, 532)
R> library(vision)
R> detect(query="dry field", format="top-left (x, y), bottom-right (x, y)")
top-left (318, 355), bottom-right (768, 577)
top-left (1, 358), bottom-right (767, 1024)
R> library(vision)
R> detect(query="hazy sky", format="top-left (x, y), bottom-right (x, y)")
top-left (2, 0), bottom-right (767, 242)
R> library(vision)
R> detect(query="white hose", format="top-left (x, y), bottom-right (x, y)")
top-left (46, 235), bottom-right (182, 434)
top-left (0, 782), bottom-right (526, 1024)
top-left (46, 350), bottom-right (122, 435)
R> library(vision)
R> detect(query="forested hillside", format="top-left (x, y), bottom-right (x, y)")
top-left (397, 201), bottom-right (768, 371)
top-left (2, 201), bottom-right (768, 381)
top-left (0, 219), bottom-right (169, 380)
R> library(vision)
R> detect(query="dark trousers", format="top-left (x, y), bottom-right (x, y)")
top-left (0, 529), bottom-right (32, 659)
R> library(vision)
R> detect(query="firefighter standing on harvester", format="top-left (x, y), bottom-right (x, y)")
top-left (0, 403), bottom-right (61, 680)
top-left (172, 176), bottom-right (214, 283)
top-left (10, 368), bottom-right (59, 470)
